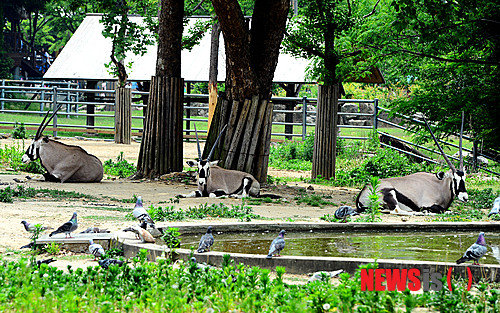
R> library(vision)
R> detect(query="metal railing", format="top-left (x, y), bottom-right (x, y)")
top-left (0, 79), bottom-right (497, 175)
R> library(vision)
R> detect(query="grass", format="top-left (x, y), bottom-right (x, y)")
top-left (83, 215), bottom-right (128, 222)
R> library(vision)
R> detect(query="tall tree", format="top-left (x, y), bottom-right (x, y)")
top-left (283, 0), bottom-right (381, 180)
top-left (362, 0), bottom-right (500, 154)
top-left (98, 0), bottom-right (157, 87)
top-left (204, 0), bottom-right (290, 183)
top-left (135, 0), bottom-right (184, 177)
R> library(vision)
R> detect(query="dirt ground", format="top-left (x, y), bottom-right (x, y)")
top-left (0, 137), bottom-right (428, 274)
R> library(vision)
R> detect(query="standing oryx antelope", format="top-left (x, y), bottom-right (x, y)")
top-left (21, 105), bottom-right (103, 183)
top-left (177, 124), bottom-right (262, 198)
top-left (356, 113), bottom-right (468, 215)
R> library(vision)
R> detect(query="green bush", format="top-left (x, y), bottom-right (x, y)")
top-left (12, 122), bottom-right (28, 139)
top-left (0, 258), bottom-right (493, 312)
top-left (103, 152), bottom-right (137, 178)
top-left (0, 141), bottom-right (44, 174)
top-left (141, 203), bottom-right (263, 222)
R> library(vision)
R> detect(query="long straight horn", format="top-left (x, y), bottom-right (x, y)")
top-left (35, 110), bottom-right (52, 139)
top-left (207, 124), bottom-right (228, 162)
top-left (193, 123), bottom-right (202, 160)
top-left (459, 111), bottom-right (464, 171)
top-left (423, 117), bottom-right (457, 173)
top-left (37, 104), bottom-right (64, 138)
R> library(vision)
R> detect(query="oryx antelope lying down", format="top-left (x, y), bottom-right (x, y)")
top-left (178, 124), bottom-right (261, 198)
top-left (21, 105), bottom-right (103, 183)
top-left (356, 113), bottom-right (468, 215)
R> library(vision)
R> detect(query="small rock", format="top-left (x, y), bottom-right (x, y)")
top-left (307, 185), bottom-right (314, 191)
top-left (401, 216), bottom-right (409, 222)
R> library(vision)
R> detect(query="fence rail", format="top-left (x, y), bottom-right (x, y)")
top-left (0, 79), bottom-right (497, 175)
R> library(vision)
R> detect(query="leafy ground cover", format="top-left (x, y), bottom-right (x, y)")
top-left (0, 256), bottom-right (498, 312)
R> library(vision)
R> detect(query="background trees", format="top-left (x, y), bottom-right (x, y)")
top-left (356, 0), bottom-right (500, 152)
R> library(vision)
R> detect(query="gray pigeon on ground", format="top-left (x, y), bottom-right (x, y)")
top-left (334, 206), bottom-right (359, 220)
top-left (98, 258), bottom-right (125, 269)
top-left (35, 258), bottom-right (56, 268)
top-left (132, 196), bottom-right (156, 230)
top-left (89, 239), bottom-right (105, 260)
top-left (21, 220), bottom-right (50, 232)
top-left (190, 257), bottom-right (212, 270)
top-left (197, 226), bottom-right (214, 253)
top-left (49, 212), bottom-right (78, 238)
top-left (488, 197), bottom-right (500, 217)
top-left (267, 230), bottom-right (286, 259)
top-left (308, 269), bottom-right (344, 283)
top-left (456, 232), bottom-right (487, 265)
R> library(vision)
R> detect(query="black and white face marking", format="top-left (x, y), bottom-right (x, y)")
top-left (21, 138), bottom-right (42, 163)
top-left (197, 160), bottom-right (210, 186)
top-left (454, 170), bottom-right (468, 202)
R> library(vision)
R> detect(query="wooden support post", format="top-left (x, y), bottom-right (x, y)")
top-left (207, 22), bottom-right (220, 131)
top-left (312, 84), bottom-right (338, 180)
top-left (114, 86), bottom-right (131, 144)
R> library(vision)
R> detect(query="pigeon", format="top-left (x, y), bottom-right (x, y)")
top-left (308, 270), bottom-right (344, 283)
top-left (35, 258), bottom-right (56, 268)
top-left (21, 220), bottom-right (50, 232)
top-left (267, 230), bottom-right (286, 259)
top-left (488, 197), bottom-right (500, 217)
top-left (123, 225), bottom-right (155, 243)
top-left (132, 196), bottom-right (156, 230)
top-left (197, 226), bottom-right (214, 253)
top-left (190, 257), bottom-right (212, 270)
top-left (79, 227), bottom-right (110, 234)
top-left (334, 206), bottom-right (359, 221)
top-left (49, 212), bottom-right (78, 238)
top-left (98, 258), bottom-right (125, 269)
top-left (20, 242), bottom-right (34, 249)
top-left (457, 232), bottom-right (487, 265)
top-left (89, 239), bottom-right (105, 260)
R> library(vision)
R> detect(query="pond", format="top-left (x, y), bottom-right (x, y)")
top-left (180, 231), bottom-right (500, 264)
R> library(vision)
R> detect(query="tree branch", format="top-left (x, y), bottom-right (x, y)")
top-left (363, 0), bottom-right (381, 18)
top-left (398, 48), bottom-right (500, 65)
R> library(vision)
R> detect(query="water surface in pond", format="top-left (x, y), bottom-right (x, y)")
top-left (181, 231), bottom-right (500, 264)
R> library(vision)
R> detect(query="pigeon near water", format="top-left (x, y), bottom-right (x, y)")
top-left (308, 269), bottom-right (344, 283)
top-left (456, 232), bottom-right (487, 265)
top-left (488, 197), bottom-right (500, 217)
top-left (89, 239), bottom-right (105, 260)
top-left (79, 227), bottom-right (110, 234)
top-left (132, 196), bottom-right (156, 230)
top-left (267, 230), bottom-right (286, 259)
top-left (197, 226), bottom-right (214, 253)
top-left (99, 258), bottom-right (125, 269)
top-left (49, 212), bottom-right (78, 238)
top-left (123, 225), bottom-right (155, 243)
top-left (334, 206), bottom-right (359, 220)
top-left (190, 257), bottom-right (212, 270)
top-left (21, 220), bottom-right (50, 232)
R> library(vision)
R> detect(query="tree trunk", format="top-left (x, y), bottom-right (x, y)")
top-left (134, 0), bottom-right (184, 179)
top-left (114, 86), bottom-right (131, 144)
top-left (205, 0), bottom-right (290, 183)
top-left (312, 84), bottom-right (339, 180)
top-left (136, 76), bottom-right (184, 177)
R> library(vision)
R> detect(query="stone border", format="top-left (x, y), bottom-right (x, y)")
top-left (119, 222), bottom-right (500, 281)
top-left (158, 221), bottom-right (500, 234)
